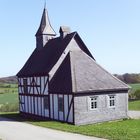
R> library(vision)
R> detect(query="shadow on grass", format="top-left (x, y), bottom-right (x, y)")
top-left (0, 112), bottom-right (52, 123)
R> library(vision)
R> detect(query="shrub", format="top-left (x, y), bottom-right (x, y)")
top-left (0, 103), bottom-right (19, 112)
top-left (134, 90), bottom-right (140, 99)
top-left (129, 89), bottom-right (140, 100)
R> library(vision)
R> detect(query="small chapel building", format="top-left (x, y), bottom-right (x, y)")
top-left (17, 8), bottom-right (129, 125)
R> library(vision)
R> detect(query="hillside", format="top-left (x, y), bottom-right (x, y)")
top-left (114, 73), bottom-right (140, 84)
top-left (0, 76), bottom-right (17, 84)
top-left (0, 73), bottom-right (140, 84)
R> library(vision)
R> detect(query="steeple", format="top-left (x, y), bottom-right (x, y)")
top-left (35, 8), bottom-right (56, 49)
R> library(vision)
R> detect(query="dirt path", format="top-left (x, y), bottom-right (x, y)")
top-left (128, 111), bottom-right (140, 119)
top-left (0, 117), bottom-right (106, 140)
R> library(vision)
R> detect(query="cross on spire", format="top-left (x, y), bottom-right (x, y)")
top-left (44, 0), bottom-right (46, 9)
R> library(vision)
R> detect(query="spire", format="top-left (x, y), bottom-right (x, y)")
top-left (35, 8), bottom-right (56, 49)
top-left (36, 8), bottom-right (56, 36)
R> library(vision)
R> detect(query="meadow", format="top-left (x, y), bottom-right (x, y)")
top-left (0, 83), bottom-right (18, 112)
top-left (129, 83), bottom-right (140, 93)
top-left (128, 83), bottom-right (140, 110)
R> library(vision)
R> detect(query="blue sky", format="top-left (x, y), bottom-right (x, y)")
top-left (0, 0), bottom-right (140, 77)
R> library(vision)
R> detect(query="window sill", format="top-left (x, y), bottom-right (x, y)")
top-left (108, 106), bottom-right (115, 109)
top-left (89, 108), bottom-right (98, 111)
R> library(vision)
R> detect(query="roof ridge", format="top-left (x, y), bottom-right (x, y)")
top-left (48, 33), bottom-right (77, 81)
top-left (49, 52), bottom-right (73, 93)
top-left (69, 51), bottom-right (77, 93)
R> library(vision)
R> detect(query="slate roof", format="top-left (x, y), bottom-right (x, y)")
top-left (49, 50), bottom-right (129, 93)
top-left (17, 32), bottom-right (94, 77)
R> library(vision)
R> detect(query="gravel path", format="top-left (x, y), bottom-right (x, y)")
top-left (128, 111), bottom-right (140, 119)
top-left (0, 117), bottom-right (106, 140)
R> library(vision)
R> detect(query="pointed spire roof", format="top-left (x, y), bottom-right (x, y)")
top-left (35, 8), bottom-right (56, 36)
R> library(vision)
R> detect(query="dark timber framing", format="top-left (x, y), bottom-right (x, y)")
top-left (18, 76), bottom-right (75, 124)
top-left (18, 76), bottom-right (50, 118)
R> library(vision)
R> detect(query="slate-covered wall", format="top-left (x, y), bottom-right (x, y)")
top-left (74, 93), bottom-right (128, 125)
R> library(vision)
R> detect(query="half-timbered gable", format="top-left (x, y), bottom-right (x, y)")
top-left (17, 8), bottom-right (130, 125)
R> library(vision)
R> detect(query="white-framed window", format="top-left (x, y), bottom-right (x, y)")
top-left (89, 96), bottom-right (98, 110)
top-left (108, 95), bottom-right (115, 108)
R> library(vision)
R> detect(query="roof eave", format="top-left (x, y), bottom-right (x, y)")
top-left (17, 73), bottom-right (49, 78)
top-left (73, 88), bottom-right (129, 94)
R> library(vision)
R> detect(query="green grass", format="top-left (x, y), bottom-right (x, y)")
top-left (0, 93), bottom-right (18, 104)
top-left (31, 120), bottom-right (140, 140)
top-left (0, 83), bottom-right (18, 112)
top-left (129, 83), bottom-right (140, 93)
top-left (128, 83), bottom-right (140, 110)
top-left (0, 83), bottom-right (18, 94)
top-left (129, 83), bottom-right (140, 111)
top-left (0, 112), bottom-right (140, 140)
top-left (0, 83), bottom-right (18, 103)
top-left (129, 100), bottom-right (140, 110)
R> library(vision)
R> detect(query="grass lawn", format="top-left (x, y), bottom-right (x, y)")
top-left (0, 112), bottom-right (140, 140)
top-left (129, 100), bottom-right (140, 111)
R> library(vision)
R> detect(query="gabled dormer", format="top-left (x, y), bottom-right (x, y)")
top-left (35, 8), bottom-right (56, 49)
